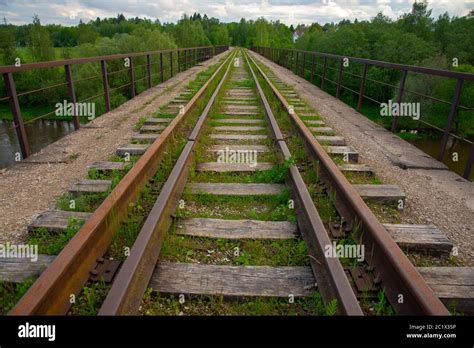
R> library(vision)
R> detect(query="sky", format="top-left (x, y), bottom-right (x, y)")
top-left (0, 0), bottom-right (473, 26)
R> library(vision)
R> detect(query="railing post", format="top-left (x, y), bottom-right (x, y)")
top-left (146, 54), bottom-right (152, 88)
top-left (464, 143), bottom-right (474, 180)
top-left (390, 70), bottom-right (408, 132)
top-left (336, 58), bottom-right (344, 99)
top-left (178, 51), bottom-right (181, 72)
top-left (160, 53), bottom-right (164, 82)
top-left (170, 51), bottom-right (173, 77)
top-left (3, 72), bottom-right (30, 159)
top-left (437, 78), bottom-right (463, 161)
top-left (65, 64), bottom-right (80, 130)
top-left (302, 52), bottom-right (306, 77)
top-left (184, 49), bottom-right (187, 71)
top-left (310, 54), bottom-right (315, 84)
top-left (129, 57), bottom-right (135, 98)
top-left (295, 51), bottom-right (298, 73)
top-left (100, 60), bottom-right (111, 112)
top-left (357, 64), bottom-right (368, 111)
top-left (321, 57), bottom-right (327, 89)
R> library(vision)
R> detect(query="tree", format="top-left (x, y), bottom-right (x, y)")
top-left (29, 15), bottom-right (55, 62)
top-left (0, 26), bottom-right (17, 65)
top-left (397, 0), bottom-right (433, 41)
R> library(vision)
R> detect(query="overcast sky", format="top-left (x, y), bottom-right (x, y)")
top-left (0, 0), bottom-right (472, 26)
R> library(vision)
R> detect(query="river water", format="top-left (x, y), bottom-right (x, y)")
top-left (406, 137), bottom-right (473, 181)
top-left (0, 119), bottom-right (75, 168)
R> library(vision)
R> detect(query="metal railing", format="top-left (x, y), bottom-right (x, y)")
top-left (252, 46), bottom-right (474, 180)
top-left (0, 45), bottom-right (229, 160)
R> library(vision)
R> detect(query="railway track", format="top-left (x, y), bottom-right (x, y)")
top-left (3, 47), bottom-right (471, 316)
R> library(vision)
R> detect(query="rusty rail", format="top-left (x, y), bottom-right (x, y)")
top-left (1, 45), bottom-right (229, 160)
top-left (98, 51), bottom-right (235, 315)
top-left (9, 49), bottom-right (231, 315)
top-left (248, 49), bottom-right (449, 315)
top-left (252, 46), bottom-right (474, 180)
top-left (244, 51), bottom-right (363, 315)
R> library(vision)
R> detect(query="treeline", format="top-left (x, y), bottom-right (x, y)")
top-left (294, 1), bottom-right (473, 137)
top-left (0, 13), bottom-right (293, 119)
top-left (0, 13), bottom-right (293, 65)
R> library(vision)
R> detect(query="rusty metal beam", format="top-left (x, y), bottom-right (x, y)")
top-left (245, 51), bottom-right (363, 315)
top-left (248, 49), bottom-right (449, 316)
top-left (65, 64), bottom-right (80, 130)
top-left (2, 72), bottom-right (30, 158)
top-left (98, 51), bottom-right (235, 315)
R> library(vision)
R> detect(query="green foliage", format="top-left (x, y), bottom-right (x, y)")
top-left (27, 217), bottom-right (83, 255)
top-left (373, 291), bottom-right (395, 316)
top-left (0, 277), bottom-right (36, 314)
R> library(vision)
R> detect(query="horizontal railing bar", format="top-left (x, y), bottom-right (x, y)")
top-left (0, 46), bottom-right (227, 74)
top-left (79, 92), bottom-right (106, 103)
top-left (268, 47), bottom-right (474, 81)
top-left (16, 82), bottom-right (69, 97)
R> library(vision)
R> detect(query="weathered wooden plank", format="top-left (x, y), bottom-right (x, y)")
top-left (210, 134), bottom-right (267, 141)
top-left (213, 126), bottom-right (265, 132)
top-left (315, 136), bottom-right (346, 146)
top-left (213, 119), bottom-right (263, 124)
top-left (131, 133), bottom-right (159, 143)
top-left (417, 267), bottom-right (474, 314)
top-left (222, 101), bottom-right (258, 105)
top-left (310, 127), bottom-right (334, 134)
top-left (305, 120), bottom-right (325, 125)
top-left (354, 184), bottom-right (405, 204)
top-left (0, 255), bottom-right (55, 283)
top-left (139, 125), bottom-right (166, 133)
top-left (28, 210), bottom-right (92, 233)
top-left (187, 183), bottom-right (286, 196)
top-left (89, 161), bottom-right (127, 172)
top-left (222, 98), bottom-right (258, 103)
top-left (384, 224), bottom-right (453, 255)
top-left (176, 218), bottom-right (298, 239)
top-left (144, 118), bottom-right (172, 125)
top-left (208, 145), bottom-right (269, 153)
top-left (338, 164), bottom-right (374, 175)
top-left (222, 111), bottom-right (260, 116)
top-left (327, 146), bottom-right (359, 163)
top-left (69, 179), bottom-right (112, 194)
top-left (196, 162), bottom-right (274, 172)
top-left (224, 105), bottom-right (259, 110)
top-left (116, 144), bottom-right (149, 156)
top-left (150, 262), bottom-right (315, 297)
top-left (226, 90), bottom-right (254, 94)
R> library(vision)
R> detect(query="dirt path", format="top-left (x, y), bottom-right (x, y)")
top-left (0, 51), bottom-right (229, 244)
top-left (251, 50), bottom-right (474, 266)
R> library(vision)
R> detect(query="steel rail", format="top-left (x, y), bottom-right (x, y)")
top-left (9, 50), bottom-right (233, 315)
top-left (248, 49), bottom-right (450, 315)
top-left (99, 51), bottom-right (236, 315)
top-left (244, 51), bottom-right (363, 315)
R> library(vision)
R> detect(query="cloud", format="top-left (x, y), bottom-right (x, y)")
top-left (0, 0), bottom-right (472, 25)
